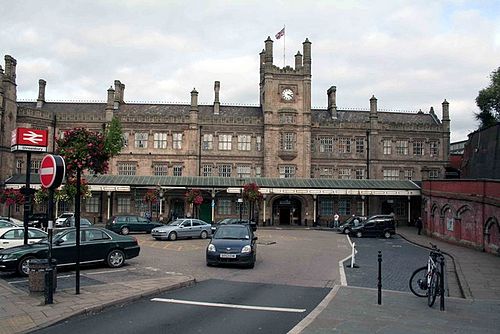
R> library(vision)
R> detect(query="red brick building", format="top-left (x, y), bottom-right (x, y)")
top-left (422, 179), bottom-right (500, 255)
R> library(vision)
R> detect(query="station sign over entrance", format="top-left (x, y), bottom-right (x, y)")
top-left (11, 127), bottom-right (48, 152)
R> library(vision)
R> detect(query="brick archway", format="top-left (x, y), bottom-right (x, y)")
top-left (484, 217), bottom-right (500, 255)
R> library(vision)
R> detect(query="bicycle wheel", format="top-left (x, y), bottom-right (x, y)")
top-left (427, 270), bottom-right (440, 307)
top-left (409, 266), bottom-right (428, 297)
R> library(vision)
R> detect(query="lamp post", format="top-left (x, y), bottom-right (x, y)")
top-left (159, 188), bottom-right (164, 221)
top-left (239, 176), bottom-right (243, 221)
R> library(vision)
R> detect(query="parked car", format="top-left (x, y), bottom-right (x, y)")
top-left (105, 215), bottom-right (163, 235)
top-left (152, 218), bottom-right (211, 241)
top-left (0, 227), bottom-right (47, 249)
top-left (211, 218), bottom-right (257, 234)
top-left (28, 213), bottom-right (49, 228)
top-left (0, 220), bottom-right (18, 228)
top-left (337, 216), bottom-right (367, 234)
top-left (0, 217), bottom-right (23, 226)
top-left (0, 227), bottom-right (140, 276)
top-left (206, 224), bottom-right (257, 268)
top-left (55, 212), bottom-right (75, 227)
top-left (349, 216), bottom-right (396, 238)
top-left (59, 217), bottom-right (92, 228)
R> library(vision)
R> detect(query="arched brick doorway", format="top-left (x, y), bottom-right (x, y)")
top-left (272, 196), bottom-right (302, 225)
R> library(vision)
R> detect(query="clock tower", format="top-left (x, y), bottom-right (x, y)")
top-left (260, 37), bottom-right (312, 178)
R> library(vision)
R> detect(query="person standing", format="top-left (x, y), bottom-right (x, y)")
top-left (415, 217), bottom-right (423, 235)
top-left (333, 213), bottom-right (339, 228)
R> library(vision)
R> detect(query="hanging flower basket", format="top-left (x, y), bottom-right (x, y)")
top-left (243, 183), bottom-right (263, 203)
top-left (185, 189), bottom-right (204, 206)
top-left (143, 189), bottom-right (158, 204)
top-left (0, 189), bottom-right (25, 206)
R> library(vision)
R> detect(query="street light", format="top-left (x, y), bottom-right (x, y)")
top-left (239, 176), bottom-right (244, 221)
top-left (157, 185), bottom-right (164, 222)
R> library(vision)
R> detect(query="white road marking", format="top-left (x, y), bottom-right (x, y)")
top-left (151, 298), bottom-right (306, 313)
top-left (338, 234), bottom-right (352, 286)
top-left (86, 268), bottom-right (130, 275)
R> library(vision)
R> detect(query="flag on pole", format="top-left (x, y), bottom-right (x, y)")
top-left (275, 27), bottom-right (285, 40)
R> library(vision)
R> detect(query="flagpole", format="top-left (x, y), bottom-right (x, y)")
top-left (283, 25), bottom-right (286, 67)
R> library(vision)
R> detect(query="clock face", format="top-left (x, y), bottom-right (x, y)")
top-left (281, 88), bottom-right (294, 101)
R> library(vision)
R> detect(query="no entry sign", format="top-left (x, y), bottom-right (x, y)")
top-left (40, 155), bottom-right (66, 189)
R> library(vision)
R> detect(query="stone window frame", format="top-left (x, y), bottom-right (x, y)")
top-left (255, 166), bottom-right (262, 177)
top-left (118, 162), bottom-right (137, 176)
top-left (173, 165), bottom-right (183, 176)
top-left (355, 137), bottom-right (365, 154)
top-left (355, 168), bottom-right (365, 180)
top-left (429, 169), bottom-right (439, 179)
top-left (320, 167), bottom-right (334, 178)
top-left (279, 165), bottom-right (296, 178)
top-left (382, 139), bottom-right (392, 155)
top-left (153, 162), bottom-right (168, 176)
top-left (429, 141), bottom-right (439, 156)
top-left (16, 159), bottom-right (23, 174)
top-left (338, 167), bottom-right (351, 180)
top-left (396, 140), bottom-right (409, 155)
top-left (338, 137), bottom-right (352, 154)
top-left (413, 140), bottom-right (425, 156)
top-left (237, 134), bottom-right (252, 151)
top-left (383, 169), bottom-right (399, 180)
top-left (134, 132), bottom-right (148, 149)
top-left (122, 132), bottom-right (129, 148)
top-left (218, 134), bottom-right (232, 151)
top-left (202, 164), bottom-right (213, 177)
top-left (173, 132), bottom-right (183, 150)
top-left (404, 169), bottom-right (414, 180)
top-left (117, 196), bottom-right (131, 214)
top-left (153, 132), bottom-right (168, 149)
top-left (85, 196), bottom-right (100, 213)
top-left (218, 164), bottom-right (232, 177)
top-left (202, 134), bottom-right (213, 150)
top-left (256, 136), bottom-right (263, 151)
top-left (319, 137), bottom-right (334, 153)
top-left (236, 165), bottom-right (251, 178)
top-left (338, 198), bottom-right (351, 215)
top-left (280, 132), bottom-right (296, 151)
top-left (319, 198), bottom-right (334, 215)
top-left (217, 198), bottom-right (232, 215)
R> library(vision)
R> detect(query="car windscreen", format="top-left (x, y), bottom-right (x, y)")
top-left (214, 226), bottom-right (250, 240)
top-left (167, 220), bottom-right (182, 226)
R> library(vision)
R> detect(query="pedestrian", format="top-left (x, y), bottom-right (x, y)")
top-left (333, 213), bottom-right (339, 228)
top-left (415, 217), bottom-right (423, 235)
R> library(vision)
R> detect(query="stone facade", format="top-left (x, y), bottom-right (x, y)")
top-left (0, 37), bottom-right (450, 224)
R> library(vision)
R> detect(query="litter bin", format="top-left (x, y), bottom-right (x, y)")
top-left (28, 259), bottom-right (57, 293)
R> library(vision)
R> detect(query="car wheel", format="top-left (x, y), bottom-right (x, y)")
top-left (344, 228), bottom-right (351, 234)
top-left (168, 232), bottom-right (177, 241)
top-left (200, 231), bottom-right (208, 239)
top-left (356, 231), bottom-right (363, 238)
top-left (121, 226), bottom-right (129, 235)
top-left (17, 256), bottom-right (36, 276)
top-left (384, 231), bottom-right (391, 239)
top-left (107, 249), bottom-right (125, 268)
top-left (247, 262), bottom-right (255, 269)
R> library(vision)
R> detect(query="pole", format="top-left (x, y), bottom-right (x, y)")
top-left (198, 126), bottom-right (202, 176)
top-left (440, 259), bottom-right (445, 311)
top-left (75, 168), bottom-right (81, 294)
top-left (377, 251), bottom-right (382, 305)
top-left (283, 25), bottom-right (286, 67)
top-left (23, 152), bottom-right (32, 245)
top-left (45, 188), bottom-right (54, 304)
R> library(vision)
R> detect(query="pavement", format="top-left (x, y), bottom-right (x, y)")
top-left (0, 225), bottom-right (499, 333)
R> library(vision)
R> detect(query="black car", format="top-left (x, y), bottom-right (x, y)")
top-left (28, 213), bottom-right (49, 228)
top-left (206, 224), bottom-right (257, 268)
top-left (349, 216), bottom-right (396, 238)
top-left (337, 216), bottom-right (367, 234)
top-left (59, 217), bottom-right (92, 228)
top-left (105, 215), bottom-right (164, 235)
top-left (211, 218), bottom-right (257, 234)
top-left (0, 227), bottom-right (140, 276)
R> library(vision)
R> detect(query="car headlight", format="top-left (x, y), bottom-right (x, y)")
top-left (207, 244), bottom-right (216, 252)
top-left (241, 245), bottom-right (251, 254)
top-left (0, 254), bottom-right (13, 260)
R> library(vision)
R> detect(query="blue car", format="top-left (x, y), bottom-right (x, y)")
top-left (206, 224), bottom-right (257, 269)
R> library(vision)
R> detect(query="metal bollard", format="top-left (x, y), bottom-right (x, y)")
top-left (377, 251), bottom-right (382, 305)
top-left (350, 242), bottom-right (359, 268)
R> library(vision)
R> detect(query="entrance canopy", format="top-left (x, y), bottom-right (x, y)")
top-left (5, 174), bottom-right (421, 196)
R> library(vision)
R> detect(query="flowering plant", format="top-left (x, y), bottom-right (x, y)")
top-left (56, 128), bottom-right (110, 177)
top-left (185, 189), bottom-right (204, 206)
top-left (34, 178), bottom-right (92, 204)
top-left (143, 189), bottom-right (158, 204)
top-left (242, 183), bottom-right (263, 202)
top-left (0, 189), bottom-right (25, 206)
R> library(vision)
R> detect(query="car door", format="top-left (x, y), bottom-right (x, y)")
top-left (191, 219), bottom-right (205, 237)
top-left (51, 230), bottom-right (79, 265)
top-left (136, 217), bottom-right (153, 232)
top-left (0, 229), bottom-right (23, 249)
top-left (361, 221), bottom-right (376, 237)
top-left (179, 220), bottom-right (193, 238)
top-left (127, 216), bottom-right (140, 232)
top-left (81, 229), bottom-right (112, 263)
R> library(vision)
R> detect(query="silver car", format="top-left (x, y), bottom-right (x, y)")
top-left (151, 218), bottom-right (211, 241)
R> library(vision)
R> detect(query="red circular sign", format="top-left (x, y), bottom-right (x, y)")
top-left (40, 155), bottom-right (65, 189)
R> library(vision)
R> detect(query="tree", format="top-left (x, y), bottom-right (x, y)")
top-left (0, 189), bottom-right (24, 218)
top-left (476, 67), bottom-right (500, 128)
top-left (105, 117), bottom-right (125, 156)
top-left (242, 183), bottom-right (263, 222)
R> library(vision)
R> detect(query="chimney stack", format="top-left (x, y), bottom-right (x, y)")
top-left (113, 80), bottom-right (125, 109)
top-left (370, 95), bottom-right (378, 114)
top-left (302, 38), bottom-right (311, 73)
top-left (264, 36), bottom-right (273, 65)
top-left (36, 79), bottom-right (46, 109)
top-left (295, 51), bottom-right (303, 69)
top-left (327, 86), bottom-right (337, 119)
top-left (190, 88), bottom-right (198, 112)
top-left (4, 55), bottom-right (16, 83)
top-left (214, 81), bottom-right (220, 115)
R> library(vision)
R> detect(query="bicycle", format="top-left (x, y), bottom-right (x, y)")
top-left (409, 243), bottom-right (445, 307)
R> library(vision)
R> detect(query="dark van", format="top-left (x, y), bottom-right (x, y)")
top-left (349, 216), bottom-right (395, 238)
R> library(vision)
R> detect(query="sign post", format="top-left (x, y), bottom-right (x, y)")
top-left (39, 154), bottom-right (65, 305)
top-left (11, 128), bottom-right (49, 245)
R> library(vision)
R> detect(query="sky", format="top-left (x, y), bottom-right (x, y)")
top-left (1, 0), bottom-right (499, 142)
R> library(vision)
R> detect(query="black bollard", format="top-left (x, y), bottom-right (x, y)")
top-left (440, 259), bottom-right (445, 311)
top-left (377, 251), bottom-right (382, 305)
